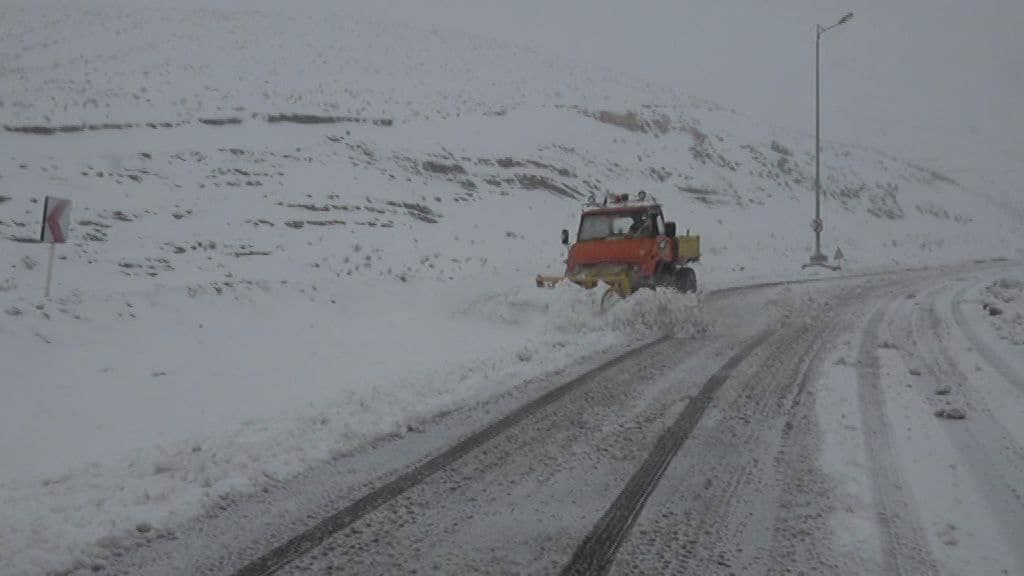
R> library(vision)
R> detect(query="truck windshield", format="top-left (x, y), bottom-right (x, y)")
top-left (578, 212), bottom-right (652, 241)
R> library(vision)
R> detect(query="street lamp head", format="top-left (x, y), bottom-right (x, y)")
top-left (820, 11), bottom-right (853, 35)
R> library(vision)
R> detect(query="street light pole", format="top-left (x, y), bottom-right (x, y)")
top-left (805, 11), bottom-right (852, 270)
top-left (812, 24), bottom-right (824, 264)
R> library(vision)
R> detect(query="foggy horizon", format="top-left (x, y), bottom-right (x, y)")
top-left (380, 0), bottom-right (1023, 178)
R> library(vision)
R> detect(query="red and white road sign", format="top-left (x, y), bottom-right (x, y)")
top-left (40, 196), bottom-right (72, 243)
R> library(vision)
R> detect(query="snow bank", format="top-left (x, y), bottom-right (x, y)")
top-left (470, 281), bottom-right (704, 339)
top-left (545, 283), bottom-right (704, 338)
top-left (981, 277), bottom-right (1024, 345)
top-left (0, 275), bottom-right (706, 575)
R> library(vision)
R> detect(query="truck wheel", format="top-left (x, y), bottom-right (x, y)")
top-left (678, 268), bottom-right (697, 293)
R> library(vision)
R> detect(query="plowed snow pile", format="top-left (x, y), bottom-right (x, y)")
top-left (466, 281), bottom-right (704, 339)
top-left (543, 282), bottom-right (704, 337)
top-left (982, 277), bottom-right (1024, 345)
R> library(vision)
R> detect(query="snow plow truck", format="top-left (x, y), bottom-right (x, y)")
top-left (537, 192), bottom-right (700, 304)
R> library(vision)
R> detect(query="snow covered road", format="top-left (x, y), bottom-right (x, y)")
top-left (89, 262), bottom-right (1023, 576)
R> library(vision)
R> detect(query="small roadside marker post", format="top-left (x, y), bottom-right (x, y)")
top-left (39, 196), bottom-right (72, 298)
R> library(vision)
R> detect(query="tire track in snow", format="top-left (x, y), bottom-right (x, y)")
top-left (559, 330), bottom-right (773, 576)
top-left (231, 336), bottom-right (672, 576)
top-left (923, 285), bottom-right (1024, 468)
top-left (636, 325), bottom-right (821, 575)
top-left (856, 305), bottom-right (939, 576)
top-left (607, 281), bottom-right (877, 575)
top-left (950, 284), bottom-right (1024, 395)
top-left (676, 283), bottom-right (879, 575)
top-left (685, 281), bottom-right (873, 576)
top-left (763, 299), bottom-right (863, 576)
top-left (902, 285), bottom-right (1024, 566)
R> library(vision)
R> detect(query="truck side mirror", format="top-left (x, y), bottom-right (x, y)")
top-left (664, 221), bottom-right (677, 237)
top-left (561, 229), bottom-right (569, 245)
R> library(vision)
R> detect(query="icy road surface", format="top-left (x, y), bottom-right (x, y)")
top-left (91, 262), bottom-right (1024, 576)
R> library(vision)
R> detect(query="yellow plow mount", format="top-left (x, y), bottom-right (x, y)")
top-left (535, 272), bottom-right (632, 311)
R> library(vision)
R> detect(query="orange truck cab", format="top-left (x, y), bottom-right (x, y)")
top-left (539, 193), bottom-right (699, 295)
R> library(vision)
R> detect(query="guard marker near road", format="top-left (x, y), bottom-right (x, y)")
top-left (39, 196), bottom-right (72, 298)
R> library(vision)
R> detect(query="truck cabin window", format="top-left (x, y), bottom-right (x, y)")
top-left (578, 211), bottom-right (657, 241)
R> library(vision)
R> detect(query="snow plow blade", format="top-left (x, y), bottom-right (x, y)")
top-left (535, 275), bottom-right (565, 289)
top-left (535, 273), bottom-right (632, 298)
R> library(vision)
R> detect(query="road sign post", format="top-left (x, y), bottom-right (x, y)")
top-left (44, 242), bottom-right (56, 298)
top-left (39, 196), bottom-right (72, 298)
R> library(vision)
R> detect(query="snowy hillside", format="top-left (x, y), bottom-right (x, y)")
top-left (0, 1), bottom-right (1021, 574)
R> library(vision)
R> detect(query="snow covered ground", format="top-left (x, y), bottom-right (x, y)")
top-left (810, 268), bottom-right (1024, 575)
top-left (0, 1), bottom-right (1021, 574)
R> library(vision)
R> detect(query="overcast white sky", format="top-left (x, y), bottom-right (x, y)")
top-left (380, 0), bottom-right (1023, 179)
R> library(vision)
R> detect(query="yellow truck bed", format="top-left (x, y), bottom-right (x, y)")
top-left (677, 234), bottom-right (701, 261)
